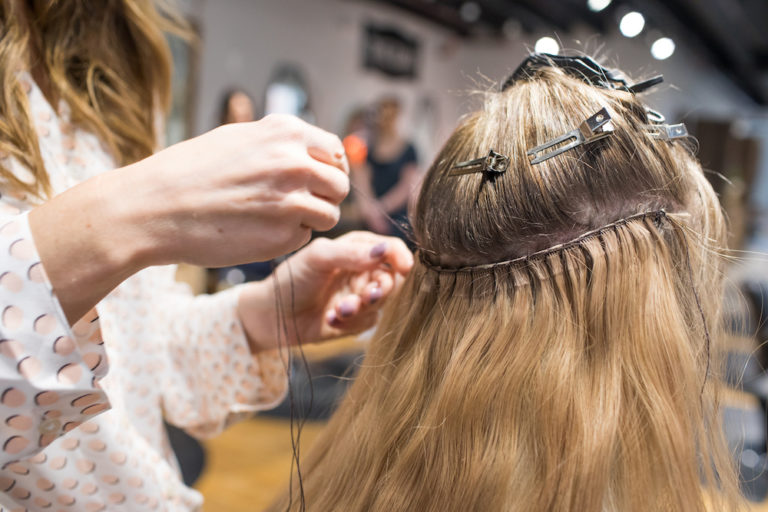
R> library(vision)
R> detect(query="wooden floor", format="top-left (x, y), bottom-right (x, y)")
top-left (195, 416), bottom-right (326, 511)
top-left (194, 336), bottom-right (358, 511)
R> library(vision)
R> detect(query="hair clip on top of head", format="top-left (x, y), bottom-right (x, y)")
top-left (449, 149), bottom-right (510, 176)
top-left (527, 107), bottom-right (614, 165)
top-left (644, 123), bottom-right (688, 141)
top-left (501, 53), bottom-right (664, 95)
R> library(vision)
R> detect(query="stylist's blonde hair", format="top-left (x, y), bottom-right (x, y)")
top-left (0, 0), bottom-right (185, 199)
top-left (270, 61), bottom-right (743, 512)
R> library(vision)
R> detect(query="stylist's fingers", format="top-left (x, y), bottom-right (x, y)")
top-left (367, 269), bottom-right (395, 301)
top-left (325, 308), bottom-right (379, 335)
top-left (378, 238), bottom-right (414, 275)
top-left (303, 123), bottom-right (349, 175)
top-left (305, 159), bottom-right (350, 205)
top-left (297, 194), bottom-right (341, 232)
top-left (308, 147), bottom-right (350, 176)
top-left (306, 232), bottom-right (414, 274)
top-left (337, 231), bottom-right (413, 274)
top-left (348, 269), bottom-right (393, 304)
top-left (333, 294), bottom-right (362, 320)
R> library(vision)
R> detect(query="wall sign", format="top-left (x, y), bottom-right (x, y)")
top-left (364, 23), bottom-right (420, 79)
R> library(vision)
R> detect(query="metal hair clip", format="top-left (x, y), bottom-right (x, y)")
top-left (645, 107), bottom-right (666, 124)
top-left (502, 53), bottom-right (664, 95)
top-left (527, 107), bottom-right (614, 165)
top-left (449, 149), bottom-right (510, 176)
top-left (644, 123), bottom-right (688, 140)
top-left (626, 75), bottom-right (664, 94)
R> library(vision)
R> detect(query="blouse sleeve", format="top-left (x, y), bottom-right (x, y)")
top-left (0, 209), bottom-right (110, 465)
top-left (119, 267), bottom-right (288, 439)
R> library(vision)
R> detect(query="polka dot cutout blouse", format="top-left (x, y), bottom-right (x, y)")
top-left (0, 74), bottom-right (288, 511)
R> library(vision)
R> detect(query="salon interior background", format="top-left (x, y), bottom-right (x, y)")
top-left (161, 1), bottom-right (768, 509)
top-left (179, 0), bottom-right (768, 250)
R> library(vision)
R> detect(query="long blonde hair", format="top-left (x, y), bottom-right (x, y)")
top-left (271, 62), bottom-right (743, 511)
top-left (0, 0), bottom-right (185, 198)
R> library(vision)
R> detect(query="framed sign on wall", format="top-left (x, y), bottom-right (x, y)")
top-left (363, 23), bottom-right (420, 79)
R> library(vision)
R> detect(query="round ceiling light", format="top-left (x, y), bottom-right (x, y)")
top-left (534, 36), bottom-right (560, 55)
top-left (651, 37), bottom-right (676, 60)
top-left (619, 11), bottom-right (645, 38)
top-left (587, 0), bottom-right (612, 12)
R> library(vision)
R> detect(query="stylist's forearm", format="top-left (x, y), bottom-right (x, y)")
top-left (237, 279), bottom-right (274, 354)
top-left (29, 115), bottom-right (350, 325)
top-left (29, 167), bottom-right (156, 324)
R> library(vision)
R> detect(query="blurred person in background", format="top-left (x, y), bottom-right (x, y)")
top-left (0, 1), bottom-right (412, 510)
top-left (264, 64), bottom-right (315, 124)
top-left (341, 106), bottom-right (370, 232)
top-left (353, 96), bottom-right (421, 243)
top-left (218, 87), bottom-right (255, 125)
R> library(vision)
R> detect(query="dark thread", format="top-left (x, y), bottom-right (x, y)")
top-left (671, 220), bottom-right (712, 397)
top-left (273, 259), bottom-right (316, 512)
top-left (349, 181), bottom-right (415, 244)
top-left (420, 209), bottom-right (668, 273)
top-left (286, 260), bottom-right (313, 512)
top-left (270, 266), bottom-right (295, 512)
top-left (267, 177), bottom-right (406, 511)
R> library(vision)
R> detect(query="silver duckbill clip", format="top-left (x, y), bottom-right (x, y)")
top-left (527, 107), bottom-right (614, 165)
top-left (449, 149), bottom-right (510, 176)
top-left (644, 123), bottom-right (688, 141)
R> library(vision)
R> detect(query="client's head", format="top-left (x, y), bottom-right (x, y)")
top-left (271, 55), bottom-right (740, 512)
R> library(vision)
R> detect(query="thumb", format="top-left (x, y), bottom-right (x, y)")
top-left (307, 233), bottom-right (414, 275)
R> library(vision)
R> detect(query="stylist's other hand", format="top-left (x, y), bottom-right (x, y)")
top-left (122, 114), bottom-right (350, 267)
top-left (237, 232), bottom-right (413, 352)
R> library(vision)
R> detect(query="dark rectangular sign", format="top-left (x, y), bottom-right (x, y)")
top-left (364, 24), bottom-right (420, 79)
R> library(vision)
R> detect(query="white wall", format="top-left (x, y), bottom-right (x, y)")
top-left (188, 0), bottom-right (468, 159)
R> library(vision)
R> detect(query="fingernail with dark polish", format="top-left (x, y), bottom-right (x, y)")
top-left (339, 300), bottom-right (356, 317)
top-left (370, 242), bottom-right (387, 259)
top-left (369, 287), bottom-right (383, 304)
top-left (327, 311), bottom-right (342, 327)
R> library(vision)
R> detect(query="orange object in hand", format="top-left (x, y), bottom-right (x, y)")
top-left (343, 134), bottom-right (368, 167)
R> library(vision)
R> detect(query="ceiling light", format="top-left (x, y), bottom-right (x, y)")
top-left (534, 37), bottom-right (560, 55)
top-left (650, 37), bottom-right (675, 60)
top-left (587, 0), bottom-right (612, 12)
top-left (459, 2), bottom-right (481, 23)
top-left (619, 11), bottom-right (645, 38)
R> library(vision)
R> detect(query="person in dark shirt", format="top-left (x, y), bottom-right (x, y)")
top-left (354, 97), bottom-right (420, 244)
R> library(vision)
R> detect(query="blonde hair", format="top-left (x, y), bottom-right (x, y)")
top-left (0, 0), bottom-right (185, 198)
top-left (271, 63), bottom-right (743, 511)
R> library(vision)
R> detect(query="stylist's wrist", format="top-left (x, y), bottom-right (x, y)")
top-left (107, 160), bottom-right (187, 268)
top-left (236, 280), bottom-right (275, 354)
top-left (29, 166), bottom-right (158, 324)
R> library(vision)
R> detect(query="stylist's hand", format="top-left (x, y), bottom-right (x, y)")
top-left (31, 114), bottom-right (350, 324)
top-left (121, 114), bottom-right (350, 267)
top-left (237, 232), bottom-right (413, 352)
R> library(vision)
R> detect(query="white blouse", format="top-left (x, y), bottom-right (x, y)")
top-left (0, 75), bottom-right (288, 511)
